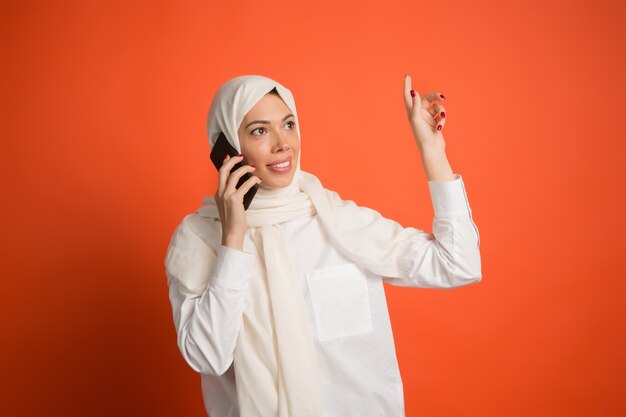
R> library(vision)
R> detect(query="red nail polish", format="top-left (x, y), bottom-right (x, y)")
top-left (440, 111), bottom-right (445, 118)
top-left (440, 94), bottom-right (445, 100)
top-left (410, 89), bottom-right (415, 97)
top-left (223, 153), bottom-right (228, 159)
top-left (250, 165), bottom-right (256, 168)
top-left (237, 153), bottom-right (243, 157)
top-left (437, 125), bottom-right (442, 131)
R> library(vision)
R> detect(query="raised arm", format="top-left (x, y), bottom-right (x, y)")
top-left (381, 75), bottom-right (481, 287)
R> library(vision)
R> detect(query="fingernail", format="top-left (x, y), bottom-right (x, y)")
top-left (250, 165), bottom-right (256, 168)
top-left (440, 111), bottom-right (445, 118)
top-left (440, 94), bottom-right (445, 100)
top-left (223, 153), bottom-right (228, 159)
top-left (237, 153), bottom-right (243, 157)
top-left (410, 89), bottom-right (415, 97)
top-left (437, 125), bottom-right (442, 131)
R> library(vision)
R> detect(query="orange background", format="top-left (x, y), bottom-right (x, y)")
top-left (2, 0), bottom-right (625, 416)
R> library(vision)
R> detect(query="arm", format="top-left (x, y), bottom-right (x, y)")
top-left (382, 173), bottom-right (482, 288)
top-left (165, 217), bottom-right (253, 375)
top-left (383, 76), bottom-right (481, 287)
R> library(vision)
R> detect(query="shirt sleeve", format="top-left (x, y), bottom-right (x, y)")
top-left (381, 173), bottom-right (482, 289)
top-left (165, 217), bottom-right (253, 375)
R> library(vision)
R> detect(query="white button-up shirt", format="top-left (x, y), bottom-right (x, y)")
top-left (165, 173), bottom-right (482, 417)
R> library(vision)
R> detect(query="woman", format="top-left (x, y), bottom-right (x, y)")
top-left (164, 74), bottom-right (482, 417)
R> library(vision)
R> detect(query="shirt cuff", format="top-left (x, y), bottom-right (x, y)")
top-left (427, 173), bottom-right (472, 218)
top-left (211, 245), bottom-right (253, 290)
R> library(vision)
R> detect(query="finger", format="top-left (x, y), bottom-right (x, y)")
top-left (435, 116), bottom-right (446, 132)
top-left (219, 154), bottom-right (244, 174)
top-left (428, 103), bottom-right (446, 120)
top-left (225, 164), bottom-right (256, 195)
top-left (225, 163), bottom-right (255, 194)
top-left (421, 91), bottom-right (446, 111)
top-left (403, 74), bottom-right (412, 117)
top-left (233, 175), bottom-right (262, 199)
top-left (403, 74), bottom-right (422, 120)
top-left (217, 154), bottom-right (232, 194)
top-left (218, 154), bottom-right (244, 192)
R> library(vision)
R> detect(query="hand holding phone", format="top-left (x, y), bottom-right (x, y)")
top-left (210, 132), bottom-right (260, 211)
top-left (209, 132), bottom-right (261, 250)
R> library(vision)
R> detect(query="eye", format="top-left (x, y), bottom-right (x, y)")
top-left (251, 127), bottom-right (267, 136)
top-left (285, 121), bottom-right (296, 129)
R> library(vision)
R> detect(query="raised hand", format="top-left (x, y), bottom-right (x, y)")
top-left (403, 74), bottom-right (447, 153)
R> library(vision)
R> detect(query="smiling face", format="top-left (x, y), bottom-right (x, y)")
top-left (237, 91), bottom-right (300, 189)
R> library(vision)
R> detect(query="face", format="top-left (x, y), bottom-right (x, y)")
top-left (237, 93), bottom-right (300, 189)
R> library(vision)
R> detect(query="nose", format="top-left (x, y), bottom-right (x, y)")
top-left (272, 130), bottom-right (290, 153)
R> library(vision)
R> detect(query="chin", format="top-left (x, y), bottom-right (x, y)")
top-left (259, 175), bottom-right (295, 189)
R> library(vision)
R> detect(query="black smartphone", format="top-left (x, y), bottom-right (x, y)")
top-left (209, 131), bottom-right (258, 210)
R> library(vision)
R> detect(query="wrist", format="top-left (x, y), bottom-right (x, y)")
top-left (418, 141), bottom-right (446, 157)
top-left (419, 145), bottom-right (455, 182)
top-left (222, 233), bottom-right (245, 251)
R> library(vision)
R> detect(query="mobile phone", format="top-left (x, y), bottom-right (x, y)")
top-left (209, 131), bottom-right (258, 210)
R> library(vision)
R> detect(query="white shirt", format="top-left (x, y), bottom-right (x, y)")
top-left (165, 173), bottom-right (482, 417)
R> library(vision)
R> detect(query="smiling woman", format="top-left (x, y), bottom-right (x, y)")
top-left (236, 87), bottom-right (301, 190)
top-left (164, 74), bottom-right (482, 417)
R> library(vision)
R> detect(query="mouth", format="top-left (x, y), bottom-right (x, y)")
top-left (266, 156), bottom-right (293, 173)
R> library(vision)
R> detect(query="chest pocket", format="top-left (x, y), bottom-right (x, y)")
top-left (306, 262), bottom-right (374, 342)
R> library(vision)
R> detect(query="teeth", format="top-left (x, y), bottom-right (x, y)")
top-left (270, 161), bottom-right (290, 168)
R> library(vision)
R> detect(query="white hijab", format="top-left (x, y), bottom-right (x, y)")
top-left (193, 75), bottom-right (427, 416)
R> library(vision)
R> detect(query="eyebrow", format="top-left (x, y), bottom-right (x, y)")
top-left (244, 113), bottom-right (295, 129)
